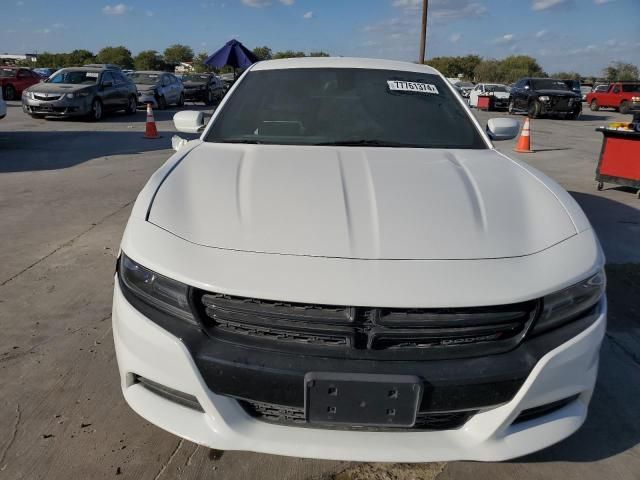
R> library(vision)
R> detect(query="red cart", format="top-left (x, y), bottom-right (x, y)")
top-left (595, 127), bottom-right (640, 199)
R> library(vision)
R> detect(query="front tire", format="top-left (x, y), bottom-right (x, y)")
top-left (3, 84), bottom-right (16, 101)
top-left (205, 90), bottom-right (214, 106)
top-left (157, 95), bottom-right (167, 110)
top-left (619, 101), bottom-right (630, 114)
top-left (528, 100), bottom-right (541, 119)
top-left (508, 99), bottom-right (515, 115)
top-left (590, 100), bottom-right (599, 111)
top-left (89, 98), bottom-right (103, 121)
top-left (125, 95), bottom-right (137, 115)
top-left (177, 93), bottom-right (184, 108)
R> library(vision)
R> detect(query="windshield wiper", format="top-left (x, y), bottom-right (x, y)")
top-left (314, 139), bottom-right (418, 147)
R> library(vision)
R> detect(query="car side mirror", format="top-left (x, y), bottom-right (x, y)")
top-left (173, 110), bottom-right (205, 134)
top-left (486, 118), bottom-right (520, 141)
top-left (102, 80), bottom-right (113, 88)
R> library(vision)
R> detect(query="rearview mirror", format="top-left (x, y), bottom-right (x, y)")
top-left (486, 118), bottom-right (520, 141)
top-left (173, 110), bottom-right (205, 134)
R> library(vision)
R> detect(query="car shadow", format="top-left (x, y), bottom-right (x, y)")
top-left (0, 130), bottom-right (175, 173)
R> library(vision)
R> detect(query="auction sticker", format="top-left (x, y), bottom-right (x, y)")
top-left (387, 80), bottom-right (438, 94)
top-left (86, 72), bottom-right (99, 78)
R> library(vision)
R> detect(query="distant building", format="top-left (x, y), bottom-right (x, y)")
top-left (174, 62), bottom-right (194, 74)
top-left (0, 53), bottom-right (37, 64)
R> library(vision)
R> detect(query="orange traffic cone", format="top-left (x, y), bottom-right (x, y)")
top-left (143, 103), bottom-right (160, 139)
top-left (514, 117), bottom-right (533, 153)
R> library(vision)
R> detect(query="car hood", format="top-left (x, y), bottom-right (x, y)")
top-left (491, 92), bottom-right (509, 99)
top-left (148, 144), bottom-right (577, 260)
top-left (26, 83), bottom-right (89, 93)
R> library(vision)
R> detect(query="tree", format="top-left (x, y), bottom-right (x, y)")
top-left (134, 50), bottom-right (163, 71)
top-left (309, 51), bottom-right (330, 57)
top-left (550, 71), bottom-right (581, 81)
top-left (192, 52), bottom-right (212, 73)
top-left (426, 55), bottom-right (481, 80)
top-left (473, 59), bottom-right (501, 82)
top-left (496, 55), bottom-right (544, 83)
top-left (95, 46), bottom-right (134, 69)
top-left (67, 49), bottom-right (95, 66)
top-left (252, 46), bottom-right (273, 61)
top-left (163, 44), bottom-right (194, 65)
top-left (273, 50), bottom-right (306, 59)
top-left (603, 61), bottom-right (639, 81)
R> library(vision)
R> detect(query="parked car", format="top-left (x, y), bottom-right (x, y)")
top-left (33, 67), bottom-right (57, 79)
top-left (0, 67), bottom-right (42, 101)
top-left (113, 57), bottom-right (606, 463)
top-left (181, 73), bottom-right (224, 105)
top-left (579, 85), bottom-right (592, 101)
top-left (457, 81), bottom-right (475, 98)
top-left (468, 83), bottom-right (510, 109)
top-left (509, 77), bottom-right (582, 119)
top-left (586, 82), bottom-right (640, 114)
top-left (22, 66), bottom-right (137, 120)
top-left (131, 71), bottom-right (184, 109)
top-left (0, 89), bottom-right (6, 120)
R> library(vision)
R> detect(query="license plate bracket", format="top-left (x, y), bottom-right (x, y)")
top-left (305, 372), bottom-right (422, 428)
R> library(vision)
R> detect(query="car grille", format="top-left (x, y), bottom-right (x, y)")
top-left (199, 292), bottom-right (538, 357)
top-left (550, 97), bottom-right (570, 110)
top-left (34, 94), bottom-right (61, 101)
top-left (239, 399), bottom-right (476, 431)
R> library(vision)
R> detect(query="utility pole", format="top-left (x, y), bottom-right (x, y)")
top-left (419, 0), bottom-right (428, 64)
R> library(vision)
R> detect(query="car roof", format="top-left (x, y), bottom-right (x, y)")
top-left (59, 67), bottom-right (109, 72)
top-left (251, 57), bottom-right (440, 75)
top-left (134, 71), bottom-right (169, 74)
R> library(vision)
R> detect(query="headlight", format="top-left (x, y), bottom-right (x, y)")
top-left (632, 96), bottom-right (640, 102)
top-left (531, 271), bottom-right (605, 335)
top-left (23, 91), bottom-right (34, 99)
top-left (538, 96), bottom-right (550, 102)
top-left (118, 254), bottom-right (197, 325)
top-left (65, 91), bottom-right (90, 99)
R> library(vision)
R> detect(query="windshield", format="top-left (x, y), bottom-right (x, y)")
top-left (485, 85), bottom-right (507, 93)
top-left (131, 73), bottom-right (160, 85)
top-left (205, 68), bottom-right (486, 149)
top-left (532, 79), bottom-right (569, 91)
top-left (48, 70), bottom-right (99, 85)
top-left (458, 82), bottom-right (474, 88)
top-left (0, 68), bottom-right (17, 78)
top-left (183, 74), bottom-right (210, 82)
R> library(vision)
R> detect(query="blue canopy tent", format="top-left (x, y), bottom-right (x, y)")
top-left (204, 39), bottom-right (259, 78)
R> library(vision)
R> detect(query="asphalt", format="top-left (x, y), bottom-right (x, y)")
top-left (0, 100), bottom-right (638, 480)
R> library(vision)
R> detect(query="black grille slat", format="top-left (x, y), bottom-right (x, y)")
top-left (199, 291), bottom-right (538, 354)
top-left (240, 400), bottom-right (475, 431)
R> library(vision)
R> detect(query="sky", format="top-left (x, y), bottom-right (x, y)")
top-left (2, 0), bottom-right (639, 76)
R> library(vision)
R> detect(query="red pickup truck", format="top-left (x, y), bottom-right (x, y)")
top-left (586, 82), bottom-right (640, 114)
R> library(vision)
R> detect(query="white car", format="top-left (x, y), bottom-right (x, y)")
top-left (113, 57), bottom-right (606, 462)
top-left (469, 83), bottom-right (510, 109)
top-left (0, 89), bottom-right (6, 119)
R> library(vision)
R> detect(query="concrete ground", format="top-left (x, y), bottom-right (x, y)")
top-left (0, 101), bottom-right (638, 480)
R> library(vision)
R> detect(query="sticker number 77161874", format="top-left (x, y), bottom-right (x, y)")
top-left (387, 80), bottom-right (439, 94)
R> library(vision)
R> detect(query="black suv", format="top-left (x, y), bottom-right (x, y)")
top-left (181, 73), bottom-right (225, 105)
top-left (509, 77), bottom-right (582, 119)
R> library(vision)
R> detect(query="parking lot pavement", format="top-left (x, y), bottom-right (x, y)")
top-left (0, 102), bottom-right (638, 479)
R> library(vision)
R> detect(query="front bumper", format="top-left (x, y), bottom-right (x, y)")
top-left (113, 279), bottom-right (606, 462)
top-left (539, 98), bottom-right (582, 115)
top-left (22, 96), bottom-right (91, 116)
top-left (137, 92), bottom-right (158, 108)
top-left (183, 88), bottom-right (206, 101)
